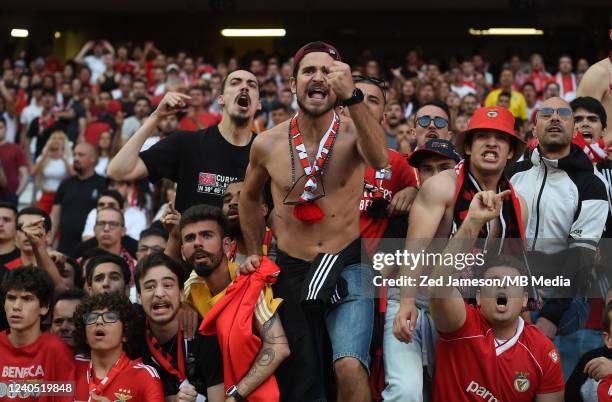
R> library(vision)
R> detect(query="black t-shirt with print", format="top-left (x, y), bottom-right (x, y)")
top-left (140, 125), bottom-right (254, 212)
top-left (141, 326), bottom-right (224, 397)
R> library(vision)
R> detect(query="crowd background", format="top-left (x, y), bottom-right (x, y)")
top-left (0, 2), bottom-right (611, 398)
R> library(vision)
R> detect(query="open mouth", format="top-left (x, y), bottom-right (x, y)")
top-left (426, 132), bottom-right (439, 139)
top-left (227, 207), bottom-right (239, 219)
top-left (547, 126), bottom-right (562, 133)
top-left (236, 94), bottom-right (250, 108)
top-left (582, 131), bottom-right (593, 141)
top-left (307, 87), bottom-right (328, 101)
top-left (94, 328), bottom-right (106, 341)
top-left (482, 151), bottom-right (499, 162)
top-left (194, 251), bottom-right (210, 263)
top-left (152, 302), bottom-right (171, 314)
top-left (496, 293), bottom-right (508, 313)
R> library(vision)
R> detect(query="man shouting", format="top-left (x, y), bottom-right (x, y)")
top-left (240, 41), bottom-right (388, 402)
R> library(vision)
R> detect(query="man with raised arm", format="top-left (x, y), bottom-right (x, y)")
top-left (239, 41), bottom-right (388, 402)
top-left (108, 69), bottom-right (261, 212)
top-left (392, 106), bottom-right (529, 400)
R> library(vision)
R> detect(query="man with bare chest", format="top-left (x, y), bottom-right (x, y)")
top-left (393, 106), bottom-right (529, 351)
top-left (577, 29), bottom-right (612, 133)
top-left (239, 42), bottom-right (388, 402)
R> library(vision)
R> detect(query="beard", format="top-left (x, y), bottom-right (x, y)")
top-left (74, 162), bottom-right (83, 174)
top-left (226, 218), bottom-right (242, 241)
top-left (188, 249), bottom-right (224, 278)
top-left (229, 113), bottom-right (250, 128)
top-left (296, 96), bottom-right (335, 118)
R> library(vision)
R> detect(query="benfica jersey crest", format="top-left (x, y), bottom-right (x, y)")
top-left (513, 371), bottom-right (530, 393)
top-left (114, 388), bottom-right (133, 401)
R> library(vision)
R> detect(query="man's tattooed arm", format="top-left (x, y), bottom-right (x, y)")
top-left (234, 313), bottom-right (290, 397)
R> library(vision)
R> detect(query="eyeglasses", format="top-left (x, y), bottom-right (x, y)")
top-left (538, 107), bottom-right (572, 119)
top-left (416, 115), bottom-right (448, 129)
top-left (137, 245), bottom-right (165, 254)
top-left (95, 221), bottom-right (122, 229)
top-left (84, 311), bottom-right (120, 325)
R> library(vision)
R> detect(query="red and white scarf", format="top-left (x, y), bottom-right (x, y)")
top-left (289, 112), bottom-right (339, 223)
top-left (87, 352), bottom-right (131, 401)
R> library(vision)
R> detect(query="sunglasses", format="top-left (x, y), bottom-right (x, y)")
top-left (538, 107), bottom-right (572, 119)
top-left (416, 115), bottom-right (448, 129)
top-left (84, 311), bottom-right (120, 325)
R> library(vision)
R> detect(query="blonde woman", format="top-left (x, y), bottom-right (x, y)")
top-left (31, 130), bottom-right (75, 213)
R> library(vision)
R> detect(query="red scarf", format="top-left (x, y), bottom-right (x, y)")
top-left (145, 322), bottom-right (186, 382)
top-left (87, 352), bottom-right (131, 401)
top-left (288, 112), bottom-right (339, 223)
top-left (200, 257), bottom-right (281, 402)
top-left (452, 160), bottom-right (525, 245)
top-left (38, 110), bottom-right (57, 135)
top-left (573, 131), bottom-right (608, 163)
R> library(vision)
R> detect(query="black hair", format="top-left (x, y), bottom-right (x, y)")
top-left (0, 201), bottom-right (17, 216)
top-left (85, 254), bottom-right (131, 288)
top-left (179, 204), bottom-right (228, 238)
top-left (98, 190), bottom-right (124, 209)
top-left (134, 252), bottom-right (186, 294)
top-left (415, 99), bottom-right (452, 128)
top-left (134, 96), bottom-right (151, 107)
top-left (520, 81), bottom-right (536, 92)
top-left (570, 96), bottom-right (608, 130)
top-left (64, 257), bottom-right (84, 289)
top-left (220, 69), bottom-right (258, 95)
top-left (498, 91), bottom-right (512, 100)
top-left (72, 292), bottom-right (135, 356)
top-left (51, 288), bottom-right (86, 321)
top-left (0, 117), bottom-right (6, 127)
top-left (41, 88), bottom-right (56, 97)
top-left (17, 206), bottom-right (52, 232)
top-left (1, 267), bottom-right (55, 311)
top-left (139, 227), bottom-right (169, 241)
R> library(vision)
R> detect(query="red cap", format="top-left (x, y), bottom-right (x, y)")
top-left (293, 41), bottom-right (341, 76)
top-left (455, 106), bottom-right (526, 162)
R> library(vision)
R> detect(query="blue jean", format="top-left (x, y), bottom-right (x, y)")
top-left (325, 263), bottom-right (375, 370)
top-left (381, 288), bottom-right (436, 402)
top-left (533, 297), bottom-right (604, 379)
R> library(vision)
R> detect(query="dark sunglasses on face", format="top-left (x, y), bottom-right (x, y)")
top-left (84, 311), bottom-right (120, 325)
top-left (416, 115), bottom-right (449, 129)
top-left (538, 107), bottom-right (572, 119)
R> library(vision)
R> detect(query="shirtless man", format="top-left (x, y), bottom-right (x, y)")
top-left (577, 29), bottom-right (612, 135)
top-left (240, 41), bottom-right (388, 402)
top-left (393, 106), bottom-right (528, 348)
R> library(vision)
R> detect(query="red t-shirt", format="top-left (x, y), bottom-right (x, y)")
top-left (360, 149), bottom-right (417, 256)
top-left (0, 331), bottom-right (76, 401)
top-left (599, 375), bottom-right (612, 402)
top-left (0, 143), bottom-right (26, 197)
top-left (179, 112), bottom-right (222, 131)
top-left (433, 304), bottom-right (564, 402)
top-left (74, 355), bottom-right (164, 402)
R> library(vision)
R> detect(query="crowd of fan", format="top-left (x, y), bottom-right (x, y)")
top-left (0, 38), bottom-right (610, 402)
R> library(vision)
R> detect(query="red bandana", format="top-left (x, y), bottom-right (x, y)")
top-left (288, 112), bottom-right (340, 223)
top-left (145, 322), bottom-right (186, 382)
top-left (87, 352), bottom-right (130, 401)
